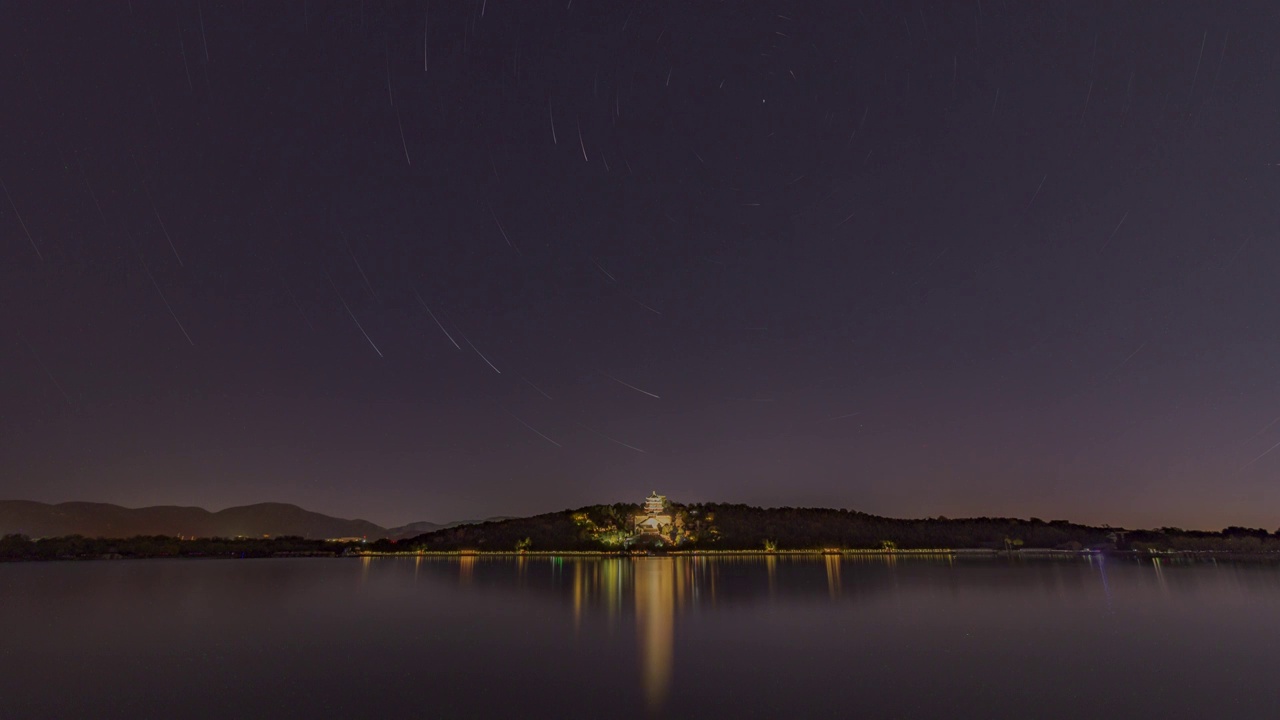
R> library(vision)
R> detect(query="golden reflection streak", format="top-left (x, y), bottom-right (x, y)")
top-left (675, 557), bottom-right (688, 609)
top-left (591, 562), bottom-right (600, 610)
top-left (824, 554), bottom-right (842, 599)
top-left (633, 558), bottom-right (675, 712)
top-left (458, 554), bottom-right (475, 586)
top-left (766, 554), bottom-right (777, 596)
top-left (602, 558), bottom-right (623, 623)
top-left (572, 560), bottom-right (584, 631)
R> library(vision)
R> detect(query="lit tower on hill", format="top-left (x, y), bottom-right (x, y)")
top-left (634, 491), bottom-right (673, 536)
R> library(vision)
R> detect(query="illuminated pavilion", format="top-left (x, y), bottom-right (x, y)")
top-left (634, 491), bottom-right (673, 535)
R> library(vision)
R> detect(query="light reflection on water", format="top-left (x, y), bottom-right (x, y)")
top-left (5, 554), bottom-right (1280, 720)
top-left (634, 559), bottom-right (674, 709)
top-left (404, 553), bottom-right (1280, 713)
top-left (824, 553), bottom-right (841, 599)
top-left (436, 553), bottom-right (1280, 715)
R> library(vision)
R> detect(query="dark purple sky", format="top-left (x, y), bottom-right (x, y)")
top-left (2, 1), bottom-right (1278, 530)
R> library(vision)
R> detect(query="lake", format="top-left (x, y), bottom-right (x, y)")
top-left (3, 555), bottom-right (1279, 719)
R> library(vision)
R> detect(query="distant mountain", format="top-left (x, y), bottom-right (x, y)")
top-left (0, 501), bottom-right (387, 540)
top-left (384, 521), bottom-right (446, 539)
top-left (466, 515), bottom-right (517, 526)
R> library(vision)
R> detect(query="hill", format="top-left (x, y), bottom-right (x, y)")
top-left (384, 520), bottom-right (446, 539)
top-left (395, 503), bottom-right (1280, 554)
top-left (398, 503), bottom-right (1116, 552)
top-left (384, 517), bottom-right (518, 540)
top-left (406, 507), bottom-right (628, 552)
top-left (0, 501), bottom-right (387, 540)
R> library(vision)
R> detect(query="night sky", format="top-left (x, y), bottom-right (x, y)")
top-left (2, 2), bottom-right (1278, 530)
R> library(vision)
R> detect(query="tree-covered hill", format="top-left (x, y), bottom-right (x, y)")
top-left (389, 502), bottom-right (1280, 554)
top-left (401, 504), bottom-right (641, 552)
top-left (687, 504), bottom-right (1114, 551)
top-left (392, 503), bottom-right (1118, 553)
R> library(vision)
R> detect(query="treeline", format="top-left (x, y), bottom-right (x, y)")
top-left (1126, 526), bottom-right (1280, 554)
top-left (677, 504), bottom-right (1111, 551)
top-left (683, 506), bottom-right (1280, 552)
top-left (393, 504), bottom-right (1280, 554)
top-left (0, 534), bottom-right (360, 561)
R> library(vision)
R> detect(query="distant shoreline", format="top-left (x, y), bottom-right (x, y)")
top-left (7, 500), bottom-right (1278, 556)
top-left (8, 548), bottom-right (1280, 563)
top-left (357, 548), bottom-right (1280, 560)
top-left (8, 499), bottom-right (1280, 561)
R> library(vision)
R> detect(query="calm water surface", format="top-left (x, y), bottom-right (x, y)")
top-left (3, 555), bottom-right (1279, 719)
